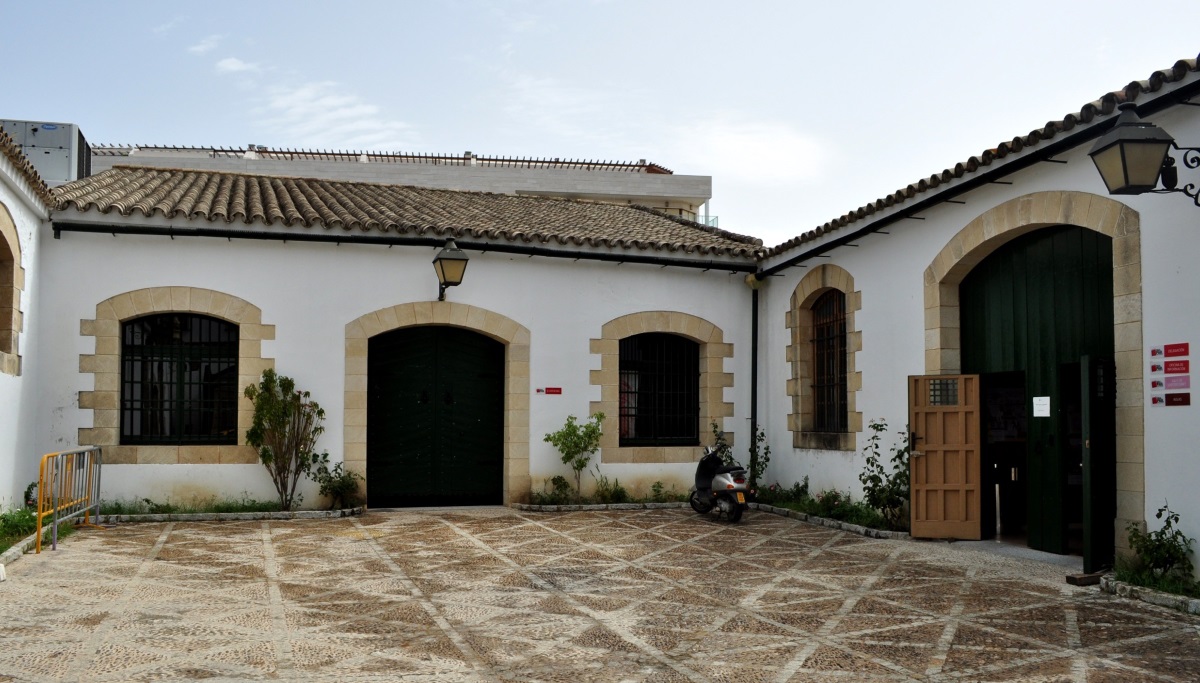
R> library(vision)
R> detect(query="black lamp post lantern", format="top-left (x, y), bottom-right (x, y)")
top-left (432, 238), bottom-right (469, 301)
top-left (1088, 102), bottom-right (1200, 206)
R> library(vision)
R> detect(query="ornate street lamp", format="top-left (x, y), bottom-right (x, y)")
top-left (432, 238), bottom-right (469, 301)
top-left (1088, 102), bottom-right (1200, 205)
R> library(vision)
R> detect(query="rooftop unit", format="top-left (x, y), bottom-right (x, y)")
top-left (0, 120), bottom-right (90, 186)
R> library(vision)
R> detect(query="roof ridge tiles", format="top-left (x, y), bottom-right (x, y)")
top-left (0, 129), bottom-right (54, 206)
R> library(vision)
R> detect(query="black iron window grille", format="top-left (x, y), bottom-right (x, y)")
top-left (121, 313), bottom-right (239, 445)
top-left (619, 333), bottom-right (699, 446)
top-left (812, 290), bottom-right (847, 432)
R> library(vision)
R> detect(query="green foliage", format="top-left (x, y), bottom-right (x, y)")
top-left (591, 468), bottom-right (630, 504)
top-left (99, 495), bottom-right (281, 516)
top-left (754, 478), bottom-right (887, 530)
top-left (543, 413), bottom-right (605, 496)
top-left (311, 454), bottom-right (364, 510)
top-left (758, 477), bottom-right (810, 505)
top-left (244, 369), bottom-right (327, 510)
top-left (0, 506), bottom-right (78, 555)
top-left (1126, 503), bottom-right (1196, 584)
top-left (710, 422), bottom-right (735, 465)
top-left (649, 481), bottom-right (687, 503)
top-left (746, 423), bottom-right (771, 489)
top-left (858, 420), bottom-right (911, 531)
top-left (531, 476), bottom-right (575, 505)
top-left (23, 481), bottom-right (37, 509)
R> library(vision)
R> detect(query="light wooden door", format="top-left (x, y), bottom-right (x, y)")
top-left (909, 375), bottom-right (982, 540)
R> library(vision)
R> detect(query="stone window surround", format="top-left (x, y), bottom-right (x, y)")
top-left (589, 311), bottom-right (734, 464)
top-left (786, 265), bottom-right (863, 451)
top-left (344, 302), bottom-right (531, 505)
top-left (0, 201), bottom-right (24, 376)
top-left (79, 287), bottom-right (275, 465)
top-left (922, 190), bottom-right (1144, 547)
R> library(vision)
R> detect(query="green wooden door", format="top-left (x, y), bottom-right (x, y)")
top-left (960, 226), bottom-right (1114, 555)
top-left (367, 326), bottom-right (504, 507)
top-left (1082, 355), bottom-right (1116, 573)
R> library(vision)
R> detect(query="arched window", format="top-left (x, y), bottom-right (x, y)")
top-left (812, 290), bottom-right (847, 433)
top-left (121, 313), bottom-right (239, 445)
top-left (619, 332), bottom-right (699, 446)
top-left (0, 234), bottom-right (14, 357)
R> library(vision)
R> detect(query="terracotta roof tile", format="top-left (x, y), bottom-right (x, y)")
top-left (0, 129), bottom-right (53, 206)
top-left (765, 54), bottom-right (1200, 257)
top-left (53, 166), bottom-right (762, 257)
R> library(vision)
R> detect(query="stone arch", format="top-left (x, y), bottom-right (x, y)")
top-left (785, 264), bottom-right (863, 450)
top-left (0, 201), bottom-right (24, 375)
top-left (923, 190), bottom-right (1143, 545)
top-left (79, 287), bottom-right (275, 464)
top-left (344, 301), bottom-right (531, 504)
top-left (588, 311), bottom-right (733, 464)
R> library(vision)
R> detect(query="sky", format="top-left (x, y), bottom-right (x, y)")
top-left (2, 1), bottom-right (1199, 248)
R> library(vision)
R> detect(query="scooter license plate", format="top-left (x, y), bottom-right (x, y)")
top-left (735, 492), bottom-right (745, 504)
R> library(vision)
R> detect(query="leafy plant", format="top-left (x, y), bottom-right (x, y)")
top-left (858, 420), bottom-right (911, 531)
top-left (244, 369), bottom-right (328, 510)
top-left (311, 454), bottom-right (364, 510)
top-left (710, 422), bottom-right (771, 488)
top-left (1126, 503), bottom-right (1196, 582)
top-left (531, 475), bottom-right (576, 505)
top-left (23, 481), bottom-right (37, 509)
top-left (543, 413), bottom-right (605, 496)
top-left (591, 468), bottom-right (630, 504)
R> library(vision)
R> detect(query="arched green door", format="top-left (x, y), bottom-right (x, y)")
top-left (367, 326), bottom-right (505, 507)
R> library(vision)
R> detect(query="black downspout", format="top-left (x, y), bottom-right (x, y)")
top-left (749, 284), bottom-right (759, 486)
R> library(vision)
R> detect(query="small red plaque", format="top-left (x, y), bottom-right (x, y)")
top-left (1164, 360), bottom-right (1190, 375)
top-left (544, 387), bottom-right (562, 395)
top-left (1166, 393), bottom-right (1191, 406)
top-left (1165, 343), bottom-right (1191, 358)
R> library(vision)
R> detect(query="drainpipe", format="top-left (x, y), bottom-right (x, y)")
top-left (745, 274), bottom-right (763, 485)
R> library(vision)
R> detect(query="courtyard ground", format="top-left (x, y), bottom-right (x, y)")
top-left (0, 507), bottom-right (1197, 682)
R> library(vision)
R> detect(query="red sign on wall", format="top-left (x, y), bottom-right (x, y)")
top-left (1165, 343), bottom-right (1190, 357)
top-left (1166, 393), bottom-right (1191, 406)
top-left (1164, 360), bottom-right (1190, 375)
top-left (541, 387), bottom-right (562, 395)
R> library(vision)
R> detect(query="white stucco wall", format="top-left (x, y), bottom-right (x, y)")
top-left (757, 100), bottom-right (1200, 568)
top-left (33, 230), bottom-right (753, 506)
top-left (0, 163), bottom-right (47, 506)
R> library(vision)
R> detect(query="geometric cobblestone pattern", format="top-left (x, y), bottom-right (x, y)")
top-left (1, 508), bottom-right (1197, 682)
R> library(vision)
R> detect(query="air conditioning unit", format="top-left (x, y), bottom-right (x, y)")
top-left (0, 119), bottom-right (91, 186)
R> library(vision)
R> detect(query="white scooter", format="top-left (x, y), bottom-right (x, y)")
top-left (688, 446), bottom-right (751, 522)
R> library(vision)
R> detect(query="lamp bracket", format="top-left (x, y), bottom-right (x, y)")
top-left (1154, 143), bottom-right (1200, 207)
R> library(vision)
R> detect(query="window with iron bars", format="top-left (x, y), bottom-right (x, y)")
top-left (812, 290), bottom-right (847, 433)
top-left (619, 333), bottom-right (699, 446)
top-left (121, 313), bottom-right (239, 445)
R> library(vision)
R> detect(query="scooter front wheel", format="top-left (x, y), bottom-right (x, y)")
top-left (689, 491), bottom-right (711, 514)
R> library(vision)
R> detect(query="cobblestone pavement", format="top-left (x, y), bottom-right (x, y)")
top-left (1, 508), bottom-right (1198, 682)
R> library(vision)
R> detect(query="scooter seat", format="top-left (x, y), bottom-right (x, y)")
top-left (716, 465), bottom-right (744, 474)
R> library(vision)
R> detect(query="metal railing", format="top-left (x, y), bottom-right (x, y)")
top-left (35, 446), bottom-right (105, 553)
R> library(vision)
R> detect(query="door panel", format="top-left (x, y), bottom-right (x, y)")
top-left (910, 375), bottom-right (982, 539)
top-left (368, 326), bottom-right (504, 507)
top-left (1082, 355), bottom-right (1116, 573)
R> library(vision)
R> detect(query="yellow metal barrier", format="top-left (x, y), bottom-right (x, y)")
top-left (36, 446), bottom-right (105, 553)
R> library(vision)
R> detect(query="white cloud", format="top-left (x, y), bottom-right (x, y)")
top-left (255, 81), bottom-right (418, 150)
top-left (188, 35), bottom-right (222, 55)
top-left (216, 57), bottom-right (261, 73)
top-left (152, 16), bottom-right (186, 34)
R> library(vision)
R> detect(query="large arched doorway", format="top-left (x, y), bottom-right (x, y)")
top-left (959, 226), bottom-right (1115, 566)
top-left (367, 326), bottom-right (505, 507)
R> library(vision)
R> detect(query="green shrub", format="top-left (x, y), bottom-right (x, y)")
top-left (244, 369), bottom-right (327, 510)
top-left (758, 477), bottom-right (809, 505)
top-left (311, 454), bottom-right (364, 509)
top-left (531, 476), bottom-right (574, 505)
top-left (592, 468), bottom-right (630, 504)
top-left (1126, 503), bottom-right (1196, 582)
top-left (858, 420), bottom-right (910, 531)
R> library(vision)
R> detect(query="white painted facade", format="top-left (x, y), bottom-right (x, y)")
top-left (0, 151), bottom-right (48, 506)
top-left (30, 229), bottom-right (753, 506)
top-left (757, 87), bottom-right (1200, 571)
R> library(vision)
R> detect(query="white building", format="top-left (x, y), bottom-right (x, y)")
top-left (2, 52), bottom-right (1199, 575)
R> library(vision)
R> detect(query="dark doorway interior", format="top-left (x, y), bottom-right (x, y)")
top-left (367, 326), bottom-right (505, 507)
top-left (981, 371), bottom-right (1028, 541)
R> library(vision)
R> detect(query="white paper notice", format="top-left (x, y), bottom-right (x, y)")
top-left (1033, 396), bottom-right (1050, 417)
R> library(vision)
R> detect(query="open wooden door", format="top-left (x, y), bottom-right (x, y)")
top-left (909, 375), bottom-right (982, 539)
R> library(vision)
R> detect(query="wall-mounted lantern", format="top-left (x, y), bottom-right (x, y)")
top-left (1088, 102), bottom-right (1200, 206)
top-left (432, 238), bottom-right (469, 301)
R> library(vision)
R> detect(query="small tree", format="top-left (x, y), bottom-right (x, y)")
top-left (244, 369), bottom-right (327, 510)
top-left (544, 413), bottom-right (605, 497)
